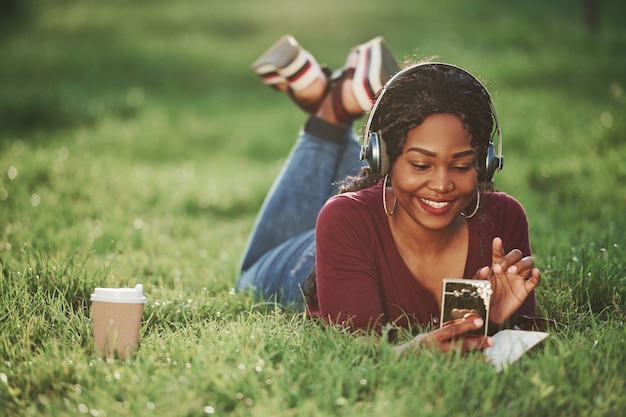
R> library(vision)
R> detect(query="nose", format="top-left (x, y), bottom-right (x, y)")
top-left (427, 169), bottom-right (455, 193)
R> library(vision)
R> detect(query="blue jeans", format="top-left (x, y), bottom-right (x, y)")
top-left (237, 116), bottom-right (364, 306)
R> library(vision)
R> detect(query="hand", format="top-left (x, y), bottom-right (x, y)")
top-left (473, 237), bottom-right (541, 324)
top-left (393, 314), bottom-right (494, 355)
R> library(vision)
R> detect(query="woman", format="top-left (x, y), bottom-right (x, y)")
top-left (238, 35), bottom-right (540, 353)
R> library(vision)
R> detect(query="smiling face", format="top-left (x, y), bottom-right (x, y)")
top-left (389, 113), bottom-right (478, 232)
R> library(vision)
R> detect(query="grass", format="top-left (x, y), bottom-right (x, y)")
top-left (1, 0), bottom-right (626, 415)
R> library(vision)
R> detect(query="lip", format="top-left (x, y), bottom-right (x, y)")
top-left (418, 197), bottom-right (455, 215)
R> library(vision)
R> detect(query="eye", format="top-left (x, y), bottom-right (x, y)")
top-left (452, 157), bottom-right (477, 172)
top-left (453, 165), bottom-right (474, 172)
top-left (410, 163), bottom-right (431, 171)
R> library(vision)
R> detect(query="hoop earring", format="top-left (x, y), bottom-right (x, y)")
top-left (382, 174), bottom-right (397, 216)
top-left (460, 191), bottom-right (480, 219)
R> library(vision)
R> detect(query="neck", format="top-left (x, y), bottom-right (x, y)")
top-left (389, 212), bottom-right (467, 257)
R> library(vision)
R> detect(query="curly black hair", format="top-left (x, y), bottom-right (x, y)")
top-left (340, 61), bottom-right (497, 194)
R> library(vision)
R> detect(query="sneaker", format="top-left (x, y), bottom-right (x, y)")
top-left (351, 36), bottom-right (400, 111)
top-left (330, 36), bottom-right (400, 124)
top-left (252, 35), bottom-right (326, 92)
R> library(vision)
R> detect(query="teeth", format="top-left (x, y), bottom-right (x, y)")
top-left (420, 198), bottom-right (450, 209)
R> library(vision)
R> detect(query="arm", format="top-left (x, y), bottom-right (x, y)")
top-left (315, 195), bottom-right (387, 332)
top-left (472, 195), bottom-right (540, 324)
top-left (500, 196), bottom-right (538, 319)
top-left (393, 315), bottom-right (494, 355)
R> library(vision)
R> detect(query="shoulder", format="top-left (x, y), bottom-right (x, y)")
top-left (482, 192), bottom-right (527, 219)
top-left (317, 183), bottom-right (383, 234)
top-left (476, 192), bottom-right (531, 253)
top-left (319, 183), bottom-right (381, 218)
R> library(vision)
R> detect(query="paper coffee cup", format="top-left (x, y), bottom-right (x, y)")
top-left (91, 284), bottom-right (146, 359)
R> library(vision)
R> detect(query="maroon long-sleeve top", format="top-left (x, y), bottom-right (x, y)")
top-left (311, 180), bottom-right (536, 333)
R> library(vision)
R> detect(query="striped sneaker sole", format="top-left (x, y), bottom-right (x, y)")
top-left (352, 37), bottom-right (400, 111)
top-left (252, 35), bottom-right (323, 92)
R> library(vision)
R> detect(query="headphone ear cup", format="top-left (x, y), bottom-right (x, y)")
top-left (360, 131), bottom-right (389, 175)
top-left (485, 142), bottom-right (496, 181)
top-left (377, 132), bottom-right (389, 176)
top-left (360, 134), bottom-right (375, 172)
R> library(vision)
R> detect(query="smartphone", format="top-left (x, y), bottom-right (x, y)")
top-left (440, 279), bottom-right (492, 336)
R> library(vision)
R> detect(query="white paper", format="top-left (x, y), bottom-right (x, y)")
top-left (485, 329), bottom-right (549, 372)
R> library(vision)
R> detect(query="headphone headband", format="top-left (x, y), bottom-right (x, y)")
top-left (361, 62), bottom-right (504, 179)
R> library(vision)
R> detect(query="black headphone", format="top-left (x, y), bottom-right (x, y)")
top-left (359, 62), bottom-right (504, 180)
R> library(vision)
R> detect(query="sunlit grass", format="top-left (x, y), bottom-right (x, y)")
top-left (1, 0), bottom-right (626, 415)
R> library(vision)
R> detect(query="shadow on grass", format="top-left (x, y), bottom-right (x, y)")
top-left (0, 0), bottom-right (36, 33)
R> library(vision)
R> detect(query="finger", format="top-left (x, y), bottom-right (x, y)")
top-left (497, 249), bottom-right (523, 272)
top-left (492, 237), bottom-right (504, 260)
top-left (441, 313), bottom-right (482, 328)
top-left (440, 335), bottom-right (494, 353)
top-left (472, 266), bottom-right (491, 280)
top-left (438, 315), bottom-right (484, 341)
top-left (506, 256), bottom-right (535, 275)
top-left (460, 335), bottom-right (494, 351)
top-left (525, 268), bottom-right (541, 290)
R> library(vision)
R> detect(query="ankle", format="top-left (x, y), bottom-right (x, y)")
top-left (319, 67), bottom-right (365, 126)
top-left (292, 75), bottom-right (328, 108)
top-left (315, 92), bottom-right (345, 127)
top-left (314, 78), bottom-right (361, 127)
top-left (340, 77), bottom-right (362, 116)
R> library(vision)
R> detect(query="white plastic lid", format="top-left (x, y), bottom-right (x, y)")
top-left (90, 284), bottom-right (146, 304)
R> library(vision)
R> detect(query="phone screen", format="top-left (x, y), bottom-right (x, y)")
top-left (440, 279), bottom-right (492, 336)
